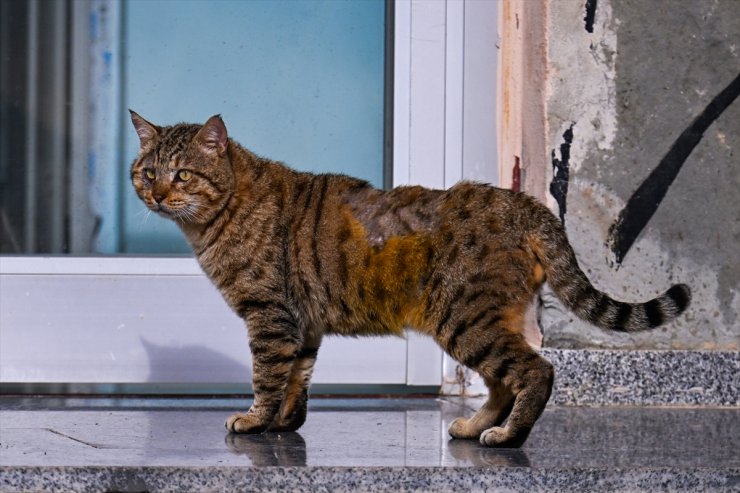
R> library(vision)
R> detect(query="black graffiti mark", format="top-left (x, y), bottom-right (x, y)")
top-left (550, 125), bottom-right (574, 226)
top-left (607, 71), bottom-right (740, 265)
top-left (584, 0), bottom-right (597, 33)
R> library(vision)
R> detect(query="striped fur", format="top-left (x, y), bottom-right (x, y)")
top-left (129, 113), bottom-right (691, 447)
top-left (526, 209), bottom-right (691, 332)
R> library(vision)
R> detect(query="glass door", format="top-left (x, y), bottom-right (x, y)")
top-left (0, 0), bottom-right (441, 391)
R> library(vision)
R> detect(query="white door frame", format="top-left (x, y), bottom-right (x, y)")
top-left (394, 0), bottom-right (500, 394)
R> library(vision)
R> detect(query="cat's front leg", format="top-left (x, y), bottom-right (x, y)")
top-left (226, 307), bottom-right (302, 434)
top-left (268, 344), bottom-right (321, 432)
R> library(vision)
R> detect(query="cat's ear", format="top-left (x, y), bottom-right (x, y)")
top-left (196, 115), bottom-right (228, 157)
top-left (129, 110), bottom-right (160, 148)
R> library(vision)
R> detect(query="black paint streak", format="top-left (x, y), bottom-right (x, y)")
top-left (550, 125), bottom-right (574, 226)
top-left (607, 71), bottom-right (740, 264)
top-left (584, 0), bottom-right (597, 33)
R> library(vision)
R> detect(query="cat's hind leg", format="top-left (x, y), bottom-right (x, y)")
top-left (442, 323), bottom-right (552, 447)
top-left (448, 379), bottom-right (514, 439)
top-left (476, 342), bottom-right (554, 447)
top-left (268, 346), bottom-right (320, 432)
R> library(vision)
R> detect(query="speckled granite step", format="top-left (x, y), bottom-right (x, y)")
top-left (3, 466), bottom-right (737, 493)
top-left (543, 349), bottom-right (739, 406)
top-left (1, 396), bottom-right (738, 493)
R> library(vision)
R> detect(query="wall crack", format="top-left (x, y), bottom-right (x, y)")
top-left (46, 428), bottom-right (102, 449)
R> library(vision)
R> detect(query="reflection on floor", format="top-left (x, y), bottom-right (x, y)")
top-left (0, 396), bottom-right (738, 492)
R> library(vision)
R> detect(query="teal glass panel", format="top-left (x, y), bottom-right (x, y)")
top-left (122, 0), bottom-right (385, 253)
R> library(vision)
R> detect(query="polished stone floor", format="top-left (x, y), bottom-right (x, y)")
top-left (1, 396), bottom-right (738, 492)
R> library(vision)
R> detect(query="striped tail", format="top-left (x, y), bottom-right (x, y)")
top-left (529, 217), bottom-right (691, 333)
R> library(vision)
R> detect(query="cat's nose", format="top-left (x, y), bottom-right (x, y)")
top-left (153, 192), bottom-right (165, 203)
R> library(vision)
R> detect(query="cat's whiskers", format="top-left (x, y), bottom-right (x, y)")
top-left (172, 199), bottom-right (207, 224)
top-left (134, 206), bottom-right (154, 231)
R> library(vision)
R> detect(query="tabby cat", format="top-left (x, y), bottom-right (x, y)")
top-left (129, 112), bottom-right (691, 447)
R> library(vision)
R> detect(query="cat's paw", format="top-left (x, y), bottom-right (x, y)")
top-left (268, 388), bottom-right (308, 432)
top-left (480, 426), bottom-right (527, 448)
top-left (225, 413), bottom-right (269, 434)
top-left (479, 426), bottom-right (508, 446)
top-left (268, 405), bottom-right (307, 432)
top-left (448, 417), bottom-right (480, 439)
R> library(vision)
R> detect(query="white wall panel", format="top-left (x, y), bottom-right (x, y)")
top-left (0, 258), bottom-right (407, 385)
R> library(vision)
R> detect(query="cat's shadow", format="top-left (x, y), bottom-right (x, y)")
top-left (446, 438), bottom-right (531, 467)
top-left (141, 337), bottom-right (251, 383)
top-left (225, 432), bottom-right (307, 467)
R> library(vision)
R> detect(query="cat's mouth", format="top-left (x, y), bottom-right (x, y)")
top-left (152, 201), bottom-right (201, 223)
top-left (151, 202), bottom-right (171, 214)
top-left (151, 202), bottom-right (179, 218)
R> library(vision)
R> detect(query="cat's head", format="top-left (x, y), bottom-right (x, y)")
top-left (129, 111), bottom-right (236, 225)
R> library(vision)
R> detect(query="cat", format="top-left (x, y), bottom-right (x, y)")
top-left (129, 112), bottom-right (691, 447)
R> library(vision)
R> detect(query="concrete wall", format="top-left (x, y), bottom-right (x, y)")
top-left (535, 0), bottom-right (739, 349)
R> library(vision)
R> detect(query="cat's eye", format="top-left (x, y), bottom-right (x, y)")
top-left (144, 169), bottom-right (155, 180)
top-left (177, 170), bottom-right (192, 182)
